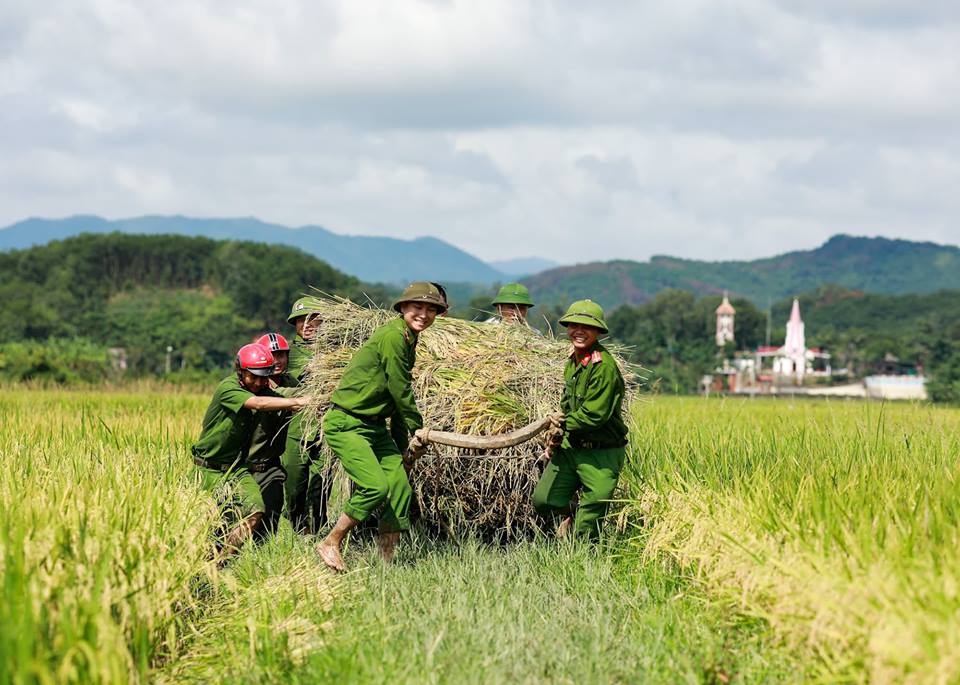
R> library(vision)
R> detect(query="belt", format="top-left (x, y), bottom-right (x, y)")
top-left (193, 456), bottom-right (235, 472)
top-left (331, 404), bottom-right (387, 425)
top-left (246, 459), bottom-right (280, 473)
top-left (568, 437), bottom-right (628, 450)
top-left (193, 456), bottom-right (279, 473)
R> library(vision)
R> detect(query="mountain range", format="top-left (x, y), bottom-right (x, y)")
top-left (2, 215), bottom-right (957, 311)
top-left (0, 215), bottom-right (513, 285)
top-left (523, 235), bottom-right (960, 310)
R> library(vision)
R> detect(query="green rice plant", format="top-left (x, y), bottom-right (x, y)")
top-left (0, 390), bottom-right (218, 683)
top-left (621, 397), bottom-right (960, 683)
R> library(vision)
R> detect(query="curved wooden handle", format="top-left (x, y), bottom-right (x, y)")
top-left (415, 416), bottom-right (555, 450)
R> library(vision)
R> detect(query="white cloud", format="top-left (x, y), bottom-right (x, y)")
top-left (1, 0), bottom-right (959, 265)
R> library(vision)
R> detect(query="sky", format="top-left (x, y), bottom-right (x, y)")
top-left (2, 0), bottom-right (959, 264)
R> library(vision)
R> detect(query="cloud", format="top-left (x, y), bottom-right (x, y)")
top-left (1, 0), bottom-right (959, 265)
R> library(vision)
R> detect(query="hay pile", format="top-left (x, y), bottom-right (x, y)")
top-left (299, 297), bottom-right (638, 539)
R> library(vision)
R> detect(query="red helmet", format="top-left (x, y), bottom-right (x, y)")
top-left (236, 343), bottom-right (275, 376)
top-left (256, 333), bottom-right (290, 353)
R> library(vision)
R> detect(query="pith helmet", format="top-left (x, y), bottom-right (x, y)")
top-left (492, 283), bottom-right (534, 307)
top-left (559, 299), bottom-right (608, 333)
top-left (392, 281), bottom-right (449, 313)
top-left (287, 296), bottom-right (324, 323)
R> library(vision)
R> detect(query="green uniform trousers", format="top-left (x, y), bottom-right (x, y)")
top-left (532, 446), bottom-right (625, 541)
top-left (251, 463), bottom-right (286, 540)
top-left (322, 408), bottom-right (412, 533)
top-left (196, 465), bottom-right (265, 518)
top-left (281, 417), bottom-right (328, 534)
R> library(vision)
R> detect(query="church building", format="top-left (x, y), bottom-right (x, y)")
top-left (713, 295), bottom-right (831, 389)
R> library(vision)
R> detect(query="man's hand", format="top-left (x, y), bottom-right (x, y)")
top-left (543, 413), bottom-right (564, 453)
top-left (403, 433), bottom-right (429, 467)
top-left (547, 412), bottom-right (565, 429)
top-left (290, 396), bottom-right (311, 411)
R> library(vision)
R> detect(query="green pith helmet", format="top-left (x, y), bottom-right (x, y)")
top-left (492, 282), bottom-right (535, 308)
top-left (286, 296), bottom-right (324, 323)
top-left (392, 281), bottom-right (449, 313)
top-left (558, 299), bottom-right (608, 333)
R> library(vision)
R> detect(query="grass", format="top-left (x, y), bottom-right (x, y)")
top-left (163, 529), bottom-right (804, 684)
top-left (6, 388), bottom-right (960, 683)
top-left (277, 534), bottom-right (802, 685)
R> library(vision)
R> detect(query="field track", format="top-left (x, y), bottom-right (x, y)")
top-left (2, 390), bottom-right (958, 683)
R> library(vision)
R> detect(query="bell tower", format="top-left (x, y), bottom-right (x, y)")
top-left (715, 293), bottom-right (735, 347)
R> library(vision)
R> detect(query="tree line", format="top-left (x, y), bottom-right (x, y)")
top-left (2, 233), bottom-right (958, 401)
top-left (0, 233), bottom-right (391, 380)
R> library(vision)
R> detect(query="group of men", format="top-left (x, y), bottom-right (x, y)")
top-left (190, 282), bottom-right (628, 569)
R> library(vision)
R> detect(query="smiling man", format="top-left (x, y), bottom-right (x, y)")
top-left (532, 299), bottom-right (629, 541)
top-left (316, 282), bottom-right (446, 571)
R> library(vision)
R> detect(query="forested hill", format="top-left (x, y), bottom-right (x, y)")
top-left (0, 233), bottom-right (391, 373)
top-left (0, 215), bottom-right (505, 285)
top-left (524, 235), bottom-right (960, 310)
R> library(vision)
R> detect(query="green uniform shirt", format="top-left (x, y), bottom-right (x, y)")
top-left (561, 343), bottom-right (628, 447)
top-left (330, 317), bottom-right (423, 434)
top-left (191, 375), bottom-right (273, 467)
top-left (246, 410), bottom-right (287, 463)
top-left (246, 372), bottom-right (299, 463)
top-left (287, 334), bottom-right (313, 380)
top-left (285, 335), bottom-right (314, 441)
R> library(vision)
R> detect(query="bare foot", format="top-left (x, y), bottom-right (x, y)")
top-left (208, 545), bottom-right (237, 568)
top-left (316, 540), bottom-right (346, 572)
top-left (377, 531), bottom-right (401, 563)
top-left (556, 516), bottom-right (574, 538)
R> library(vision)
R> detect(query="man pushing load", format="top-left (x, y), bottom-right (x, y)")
top-left (316, 282), bottom-right (446, 572)
top-left (191, 342), bottom-right (311, 560)
top-left (533, 300), bottom-right (628, 540)
top-left (281, 297), bottom-right (329, 534)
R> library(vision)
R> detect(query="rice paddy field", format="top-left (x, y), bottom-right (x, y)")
top-left (2, 389), bottom-right (959, 683)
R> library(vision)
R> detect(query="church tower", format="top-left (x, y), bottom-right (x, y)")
top-left (783, 298), bottom-right (807, 381)
top-left (715, 293), bottom-right (736, 347)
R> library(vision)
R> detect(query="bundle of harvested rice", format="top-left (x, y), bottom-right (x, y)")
top-left (298, 296), bottom-right (640, 539)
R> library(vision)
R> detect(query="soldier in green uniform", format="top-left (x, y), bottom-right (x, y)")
top-left (280, 298), bottom-right (328, 534)
top-left (486, 282), bottom-right (535, 324)
top-left (532, 300), bottom-right (628, 541)
top-left (245, 333), bottom-right (295, 539)
top-left (316, 282), bottom-right (447, 572)
top-left (192, 343), bottom-right (310, 557)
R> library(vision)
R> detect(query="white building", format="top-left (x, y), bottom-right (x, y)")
top-left (772, 299), bottom-right (813, 381)
top-left (741, 299), bottom-right (831, 385)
